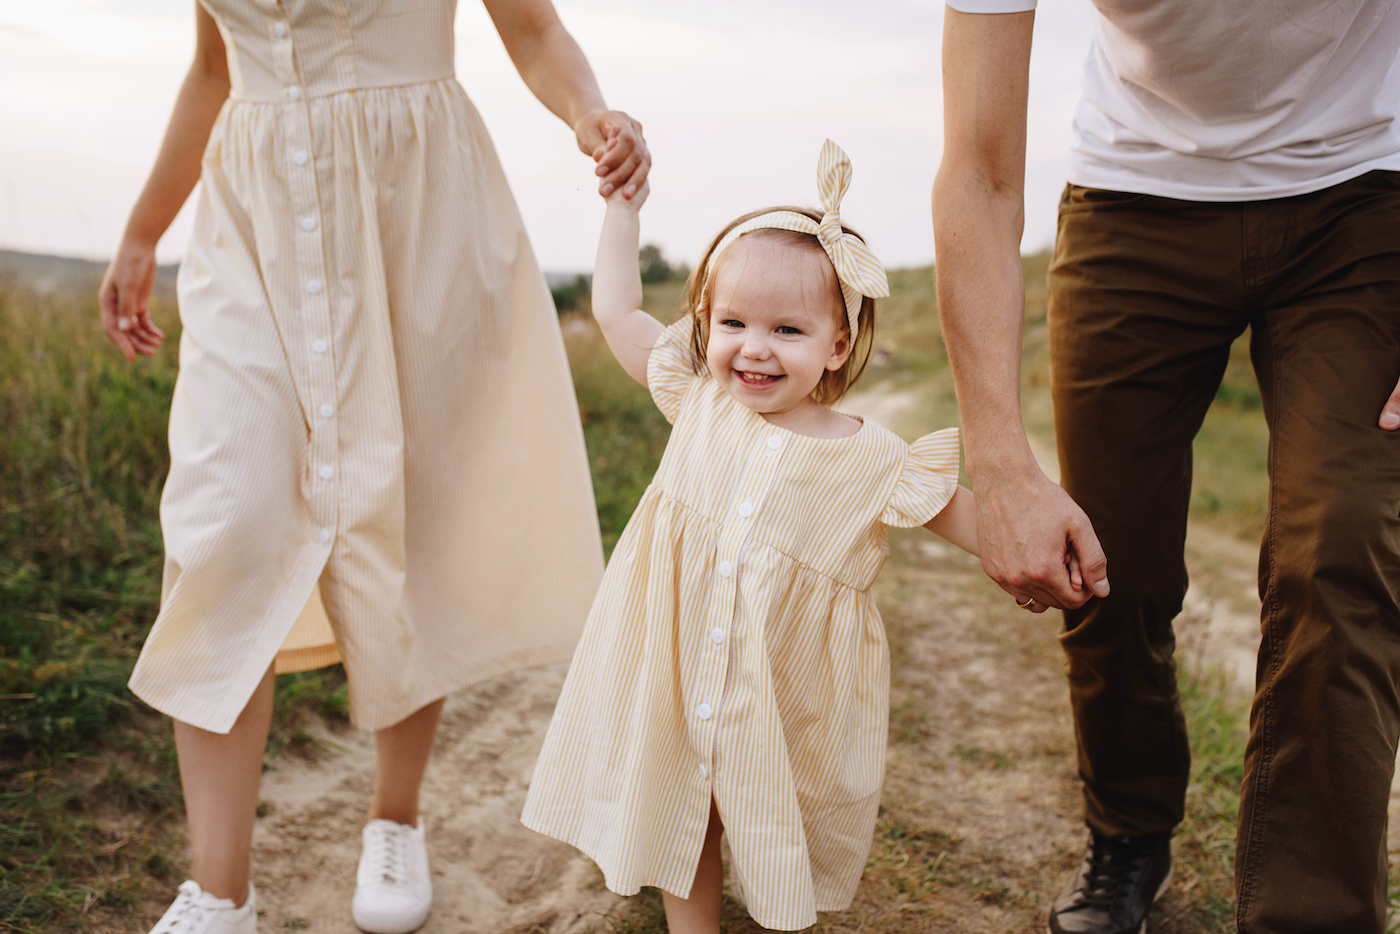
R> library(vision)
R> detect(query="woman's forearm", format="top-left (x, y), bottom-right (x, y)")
top-left (482, 0), bottom-right (605, 129)
top-left (123, 6), bottom-right (230, 247)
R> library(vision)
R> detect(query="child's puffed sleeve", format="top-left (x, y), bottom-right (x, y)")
top-left (881, 427), bottom-right (962, 527)
top-left (646, 318), bottom-right (702, 425)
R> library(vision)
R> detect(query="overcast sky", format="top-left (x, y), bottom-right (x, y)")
top-left (0, 0), bottom-right (1092, 272)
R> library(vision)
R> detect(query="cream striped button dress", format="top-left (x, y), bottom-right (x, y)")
top-left (127, 0), bottom-right (603, 734)
top-left (522, 321), bottom-right (960, 931)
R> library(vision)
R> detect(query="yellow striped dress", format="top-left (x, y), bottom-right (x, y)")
top-left (522, 321), bottom-right (960, 930)
top-left (127, 0), bottom-right (603, 734)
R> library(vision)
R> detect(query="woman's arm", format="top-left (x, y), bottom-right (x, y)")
top-left (98, 1), bottom-right (229, 361)
top-left (924, 486), bottom-right (980, 556)
top-left (593, 184), bottom-right (663, 385)
top-left (481, 0), bottom-right (650, 199)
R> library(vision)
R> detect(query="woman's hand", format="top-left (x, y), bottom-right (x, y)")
top-left (575, 110), bottom-right (650, 200)
top-left (99, 239), bottom-right (166, 361)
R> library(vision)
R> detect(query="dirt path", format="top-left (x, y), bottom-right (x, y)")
top-left (228, 383), bottom-right (1386, 934)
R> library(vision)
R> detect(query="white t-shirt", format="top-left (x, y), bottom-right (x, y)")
top-left (948, 0), bottom-right (1400, 201)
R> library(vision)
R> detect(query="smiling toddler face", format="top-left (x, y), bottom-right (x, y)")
top-left (704, 235), bottom-right (852, 418)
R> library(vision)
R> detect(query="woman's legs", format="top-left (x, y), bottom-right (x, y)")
top-left (662, 800), bottom-right (724, 934)
top-left (368, 698), bottom-right (445, 825)
top-left (172, 669), bottom-right (444, 910)
top-left (172, 663), bottom-right (276, 905)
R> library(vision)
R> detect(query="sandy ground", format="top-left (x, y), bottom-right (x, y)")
top-left (147, 385), bottom-right (1390, 934)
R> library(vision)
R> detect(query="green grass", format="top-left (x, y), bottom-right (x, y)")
top-left (0, 253), bottom-right (1290, 931)
top-left (0, 265), bottom-right (679, 931)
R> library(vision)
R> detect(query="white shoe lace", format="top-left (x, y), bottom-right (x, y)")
top-left (151, 881), bottom-right (222, 934)
top-left (366, 823), bottom-right (411, 887)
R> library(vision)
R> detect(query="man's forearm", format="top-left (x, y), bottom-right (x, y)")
top-left (932, 171), bottom-right (1039, 483)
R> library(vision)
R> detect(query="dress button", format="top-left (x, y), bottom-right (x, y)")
top-left (293, 150), bottom-right (309, 165)
top-left (273, 21), bottom-right (288, 37)
top-left (318, 403), bottom-right (333, 418)
top-left (717, 561), bottom-right (732, 579)
top-left (318, 465), bottom-right (334, 480)
top-left (305, 279), bottom-right (322, 294)
top-left (736, 500), bottom-right (753, 518)
top-left (318, 528), bottom-right (332, 543)
top-left (710, 628), bottom-right (725, 644)
top-left (696, 703), bottom-right (712, 720)
top-left (287, 86), bottom-right (301, 101)
top-left (767, 435), bottom-right (782, 451)
top-left (300, 216), bottom-right (317, 231)
top-left (312, 339), bottom-right (328, 354)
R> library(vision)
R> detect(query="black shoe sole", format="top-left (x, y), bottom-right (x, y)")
top-left (1044, 867), bottom-right (1172, 934)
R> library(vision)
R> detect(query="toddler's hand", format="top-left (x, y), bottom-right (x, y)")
top-left (606, 178), bottom-right (649, 211)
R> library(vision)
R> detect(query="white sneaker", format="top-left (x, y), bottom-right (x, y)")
top-left (149, 880), bottom-right (257, 934)
top-left (352, 818), bottom-right (433, 934)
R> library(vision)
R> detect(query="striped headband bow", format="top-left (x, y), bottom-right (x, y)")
top-left (702, 139), bottom-right (889, 341)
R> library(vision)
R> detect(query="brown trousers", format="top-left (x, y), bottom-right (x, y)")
top-left (1047, 170), bottom-right (1400, 933)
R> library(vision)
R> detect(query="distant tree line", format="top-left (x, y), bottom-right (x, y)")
top-left (552, 244), bottom-right (688, 313)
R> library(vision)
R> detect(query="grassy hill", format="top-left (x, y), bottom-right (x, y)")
top-left (0, 250), bottom-right (1272, 932)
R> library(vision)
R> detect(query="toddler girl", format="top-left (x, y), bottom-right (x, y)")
top-left (522, 140), bottom-right (979, 932)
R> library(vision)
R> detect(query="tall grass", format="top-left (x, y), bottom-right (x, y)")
top-left (0, 265), bottom-right (678, 930)
top-left (0, 252), bottom-right (1286, 931)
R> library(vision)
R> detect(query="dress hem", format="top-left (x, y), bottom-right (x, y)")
top-left (519, 814), bottom-right (826, 932)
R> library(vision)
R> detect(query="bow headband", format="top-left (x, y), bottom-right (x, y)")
top-left (701, 139), bottom-right (889, 341)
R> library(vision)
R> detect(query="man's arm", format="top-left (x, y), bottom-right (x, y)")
top-left (933, 7), bottom-right (1108, 611)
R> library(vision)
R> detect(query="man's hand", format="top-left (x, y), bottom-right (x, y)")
top-left (574, 110), bottom-right (649, 200)
top-left (1380, 372), bottom-right (1400, 430)
top-left (976, 466), bottom-right (1109, 613)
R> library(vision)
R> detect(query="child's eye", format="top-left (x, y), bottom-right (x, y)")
top-left (777, 326), bottom-right (802, 335)
top-left (719, 319), bottom-right (744, 329)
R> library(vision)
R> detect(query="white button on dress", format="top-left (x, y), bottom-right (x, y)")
top-left (710, 628), bottom-right (725, 644)
top-left (292, 149), bottom-right (309, 165)
top-left (717, 561), bottom-right (732, 578)
top-left (301, 216), bottom-right (317, 231)
top-left (696, 703), bottom-right (713, 720)
top-left (312, 339), bottom-right (328, 354)
top-left (767, 435), bottom-right (783, 451)
top-left (736, 500), bottom-right (753, 518)
top-left (305, 278), bottom-right (322, 294)
top-left (318, 465), bottom-right (334, 480)
top-left (318, 403), bottom-right (333, 417)
top-left (287, 86), bottom-right (301, 101)
top-left (318, 528), bottom-right (332, 543)
top-left (273, 21), bottom-right (287, 36)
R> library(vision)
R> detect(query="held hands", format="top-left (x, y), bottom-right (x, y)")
top-left (99, 239), bottom-right (166, 362)
top-left (574, 110), bottom-right (650, 200)
top-left (605, 179), bottom-right (649, 212)
top-left (976, 466), bottom-right (1109, 614)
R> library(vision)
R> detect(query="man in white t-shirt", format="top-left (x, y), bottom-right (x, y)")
top-left (933, 2), bottom-right (1400, 932)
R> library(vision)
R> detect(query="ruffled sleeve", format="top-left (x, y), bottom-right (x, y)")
top-left (880, 427), bottom-right (962, 528)
top-left (646, 318), bottom-right (703, 424)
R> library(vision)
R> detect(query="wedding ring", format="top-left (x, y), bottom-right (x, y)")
top-left (1017, 596), bottom-right (1037, 609)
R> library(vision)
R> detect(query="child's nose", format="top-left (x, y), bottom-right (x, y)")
top-left (741, 334), bottom-right (771, 359)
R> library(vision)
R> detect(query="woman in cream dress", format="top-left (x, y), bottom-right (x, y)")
top-left (98, 2), bottom-right (649, 931)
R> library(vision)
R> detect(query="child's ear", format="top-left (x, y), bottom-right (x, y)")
top-left (826, 327), bottom-right (853, 372)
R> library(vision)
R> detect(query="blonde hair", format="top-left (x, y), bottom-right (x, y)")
top-left (684, 206), bottom-right (877, 406)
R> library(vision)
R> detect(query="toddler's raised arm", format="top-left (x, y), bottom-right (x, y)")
top-left (592, 184), bottom-right (663, 386)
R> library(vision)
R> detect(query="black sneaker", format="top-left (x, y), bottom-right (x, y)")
top-left (1047, 832), bottom-right (1172, 934)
